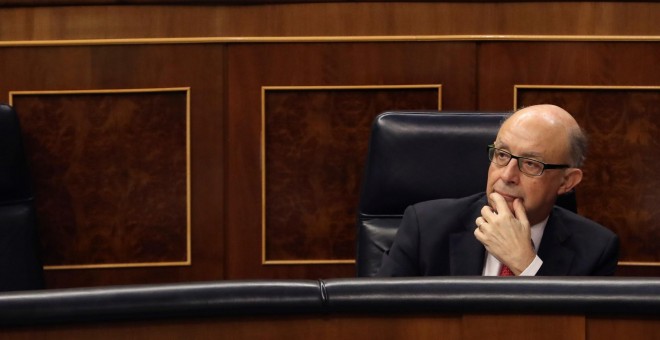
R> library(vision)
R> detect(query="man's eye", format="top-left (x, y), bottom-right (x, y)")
top-left (522, 160), bottom-right (542, 170)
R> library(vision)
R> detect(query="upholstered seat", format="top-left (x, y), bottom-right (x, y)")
top-left (355, 111), bottom-right (577, 277)
top-left (0, 104), bottom-right (45, 291)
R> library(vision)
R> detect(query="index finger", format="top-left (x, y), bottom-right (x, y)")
top-left (489, 192), bottom-right (513, 216)
top-left (513, 198), bottom-right (529, 226)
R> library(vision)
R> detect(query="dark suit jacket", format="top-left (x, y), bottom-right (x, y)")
top-left (377, 192), bottom-right (619, 276)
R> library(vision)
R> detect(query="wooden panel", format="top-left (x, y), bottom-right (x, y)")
top-left (1, 0), bottom-right (652, 4)
top-left (516, 87), bottom-right (660, 270)
top-left (263, 86), bottom-right (440, 264)
top-left (478, 42), bottom-right (660, 276)
top-left (587, 317), bottom-right (660, 340)
top-left (463, 315), bottom-right (585, 340)
top-left (0, 37), bottom-right (656, 289)
top-left (11, 89), bottom-right (189, 268)
top-left (7, 314), bottom-right (655, 340)
top-left (226, 42), bottom-right (475, 279)
top-left (0, 44), bottom-right (225, 288)
top-left (1, 2), bottom-right (659, 41)
top-left (0, 315), bottom-right (462, 340)
top-left (477, 42), bottom-right (660, 110)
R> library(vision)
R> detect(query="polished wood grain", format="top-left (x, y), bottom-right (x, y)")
top-left (0, 2), bottom-right (658, 41)
top-left (2, 40), bottom-right (658, 286)
top-left (2, 0), bottom-right (644, 4)
top-left (516, 87), bottom-right (660, 268)
top-left (0, 44), bottom-right (225, 287)
top-left (263, 87), bottom-right (439, 262)
top-left (0, 315), bottom-right (463, 339)
top-left (11, 90), bottom-right (189, 267)
top-left (6, 314), bottom-right (654, 340)
top-left (587, 317), bottom-right (660, 340)
top-left (1, 0), bottom-right (659, 287)
top-left (226, 42), bottom-right (475, 278)
top-left (478, 42), bottom-right (660, 110)
top-left (463, 315), bottom-right (585, 340)
top-left (478, 42), bottom-right (660, 276)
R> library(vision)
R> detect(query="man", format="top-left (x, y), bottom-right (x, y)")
top-left (377, 104), bottom-right (619, 276)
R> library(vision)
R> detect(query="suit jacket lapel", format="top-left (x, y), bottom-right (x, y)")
top-left (537, 208), bottom-right (575, 276)
top-left (449, 197), bottom-right (486, 275)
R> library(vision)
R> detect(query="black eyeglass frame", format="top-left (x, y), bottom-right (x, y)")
top-left (487, 144), bottom-right (571, 176)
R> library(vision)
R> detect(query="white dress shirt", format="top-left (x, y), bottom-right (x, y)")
top-left (482, 217), bottom-right (548, 276)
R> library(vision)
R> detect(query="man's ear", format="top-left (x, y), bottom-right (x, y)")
top-left (558, 168), bottom-right (583, 195)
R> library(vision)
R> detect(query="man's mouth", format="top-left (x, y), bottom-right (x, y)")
top-left (494, 190), bottom-right (519, 202)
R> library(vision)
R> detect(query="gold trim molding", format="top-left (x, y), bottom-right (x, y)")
top-left (9, 87), bottom-right (192, 271)
top-left (618, 261), bottom-right (660, 267)
top-left (514, 84), bottom-right (660, 268)
top-left (513, 85), bottom-right (660, 110)
top-left (1, 35), bottom-right (660, 47)
top-left (260, 84), bottom-right (442, 265)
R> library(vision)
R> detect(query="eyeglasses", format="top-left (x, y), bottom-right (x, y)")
top-left (487, 144), bottom-right (570, 177)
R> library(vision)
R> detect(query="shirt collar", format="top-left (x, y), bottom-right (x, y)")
top-left (530, 217), bottom-right (549, 252)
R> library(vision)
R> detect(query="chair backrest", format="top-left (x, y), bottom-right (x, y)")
top-left (0, 104), bottom-right (45, 291)
top-left (355, 111), bottom-right (577, 277)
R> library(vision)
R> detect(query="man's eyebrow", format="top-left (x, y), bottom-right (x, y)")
top-left (494, 142), bottom-right (544, 159)
top-left (520, 152), bottom-right (543, 159)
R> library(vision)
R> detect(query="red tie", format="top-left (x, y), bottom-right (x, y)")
top-left (499, 264), bottom-right (514, 276)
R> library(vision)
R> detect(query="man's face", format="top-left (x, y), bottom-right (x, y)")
top-left (485, 110), bottom-right (571, 225)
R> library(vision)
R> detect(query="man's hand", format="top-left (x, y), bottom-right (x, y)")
top-left (474, 192), bottom-right (536, 275)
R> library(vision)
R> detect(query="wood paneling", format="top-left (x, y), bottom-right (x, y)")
top-left (1, 2), bottom-right (659, 41)
top-left (1, 315), bottom-right (463, 339)
top-left (2, 39), bottom-right (658, 285)
top-left (8, 314), bottom-right (656, 340)
top-left (1, 1), bottom-right (659, 287)
top-left (477, 42), bottom-right (660, 275)
top-left (477, 42), bottom-right (660, 110)
top-left (463, 315), bottom-right (585, 340)
top-left (587, 317), bottom-right (660, 340)
top-left (11, 90), bottom-right (189, 267)
top-left (263, 86), bottom-right (439, 263)
top-left (226, 42), bottom-right (475, 279)
top-left (0, 44), bottom-right (225, 287)
top-left (516, 87), bottom-right (660, 269)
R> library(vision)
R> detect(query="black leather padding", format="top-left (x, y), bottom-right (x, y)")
top-left (0, 104), bottom-right (45, 291)
top-left (0, 104), bottom-right (32, 205)
top-left (0, 204), bottom-right (44, 291)
top-left (356, 111), bottom-right (577, 277)
top-left (322, 277), bottom-right (660, 315)
top-left (358, 111), bottom-right (507, 215)
top-left (0, 277), bottom-right (657, 326)
top-left (0, 280), bottom-right (325, 326)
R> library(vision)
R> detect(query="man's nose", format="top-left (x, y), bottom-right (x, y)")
top-left (500, 158), bottom-right (521, 183)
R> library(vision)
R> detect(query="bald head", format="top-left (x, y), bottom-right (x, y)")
top-left (488, 104), bottom-right (586, 224)
top-left (503, 105), bottom-right (587, 167)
